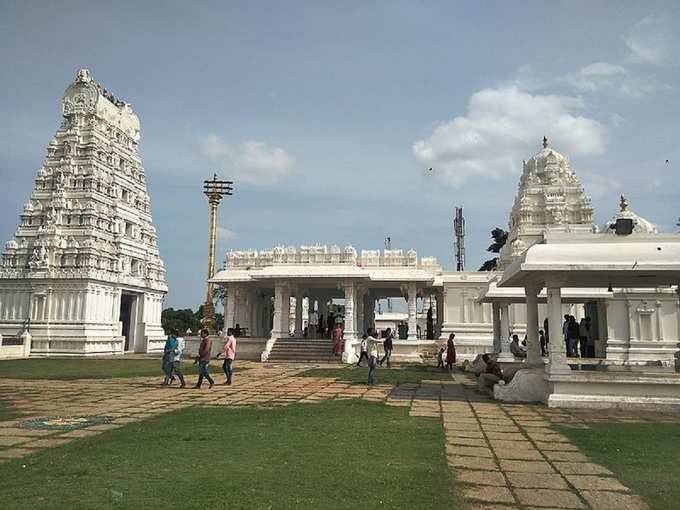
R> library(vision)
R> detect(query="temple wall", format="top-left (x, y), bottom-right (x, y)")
top-left (605, 290), bottom-right (678, 366)
top-left (440, 273), bottom-right (494, 360)
top-left (0, 279), bottom-right (165, 356)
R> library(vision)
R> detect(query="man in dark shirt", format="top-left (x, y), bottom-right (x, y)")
top-left (478, 354), bottom-right (503, 395)
top-left (379, 328), bottom-right (394, 368)
top-left (193, 328), bottom-right (214, 389)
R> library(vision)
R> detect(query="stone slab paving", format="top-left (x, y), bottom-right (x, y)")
top-left (439, 370), bottom-right (654, 510)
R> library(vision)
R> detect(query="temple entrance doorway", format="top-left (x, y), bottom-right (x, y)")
top-left (119, 292), bottom-right (139, 352)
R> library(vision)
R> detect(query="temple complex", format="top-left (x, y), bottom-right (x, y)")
top-left (213, 138), bottom-right (680, 408)
top-left (0, 69), bottom-right (167, 356)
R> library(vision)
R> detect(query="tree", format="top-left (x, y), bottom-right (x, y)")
top-left (479, 227), bottom-right (508, 271)
top-left (161, 308), bottom-right (201, 335)
top-left (212, 286), bottom-right (227, 307)
top-left (195, 304), bottom-right (224, 332)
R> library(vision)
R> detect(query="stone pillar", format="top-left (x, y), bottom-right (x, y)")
top-left (356, 288), bottom-right (365, 339)
top-left (525, 284), bottom-right (543, 366)
top-left (225, 285), bottom-right (236, 329)
top-left (272, 283), bottom-right (287, 339)
top-left (547, 286), bottom-right (570, 374)
top-left (492, 301), bottom-right (501, 353)
top-left (436, 291), bottom-right (444, 339)
top-left (498, 301), bottom-right (512, 358)
top-left (342, 282), bottom-right (356, 363)
top-left (407, 282), bottom-right (418, 341)
top-left (294, 293), bottom-right (303, 337)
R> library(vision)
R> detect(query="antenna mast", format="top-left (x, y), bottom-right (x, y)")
top-left (454, 206), bottom-right (465, 271)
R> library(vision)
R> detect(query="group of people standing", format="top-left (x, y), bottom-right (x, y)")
top-left (562, 315), bottom-right (593, 358)
top-left (161, 328), bottom-right (237, 389)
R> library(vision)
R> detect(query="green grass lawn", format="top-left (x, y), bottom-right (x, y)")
top-left (0, 399), bottom-right (458, 510)
top-left (0, 399), bottom-right (22, 422)
top-left (298, 363), bottom-right (453, 385)
top-left (0, 358), bottom-right (244, 380)
top-left (558, 422), bottom-right (680, 510)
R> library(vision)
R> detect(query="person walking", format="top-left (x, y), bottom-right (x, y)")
top-left (161, 330), bottom-right (178, 386)
top-left (193, 329), bottom-right (214, 389)
top-left (170, 329), bottom-right (186, 387)
top-left (379, 327), bottom-right (394, 368)
top-left (356, 334), bottom-right (369, 366)
top-left (446, 333), bottom-right (457, 371)
top-left (366, 328), bottom-right (380, 385)
top-left (216, 328), bottom-right (237, 385)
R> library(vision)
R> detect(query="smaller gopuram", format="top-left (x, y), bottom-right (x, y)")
top-left (0, 69), bottom-right (167, 356)
top-left (499, 137), bottom-right (595, 269)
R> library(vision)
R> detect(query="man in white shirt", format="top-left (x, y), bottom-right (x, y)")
top-left (308, 310), bottom-right (319, 339)
top-left (366, 329), bottom-right (380, 385)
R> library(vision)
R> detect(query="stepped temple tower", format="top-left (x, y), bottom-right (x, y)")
top-left (0, 69), bottom-right (167, 355)
top-left (498, 137), bottom-right (595, 269)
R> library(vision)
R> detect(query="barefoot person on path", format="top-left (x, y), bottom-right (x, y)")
top-left (216, 328), bottom-right (237, 385)
top-left (193, 329), bottom-right (214, 389)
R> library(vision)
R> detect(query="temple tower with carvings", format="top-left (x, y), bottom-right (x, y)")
top-left (0, 69), bottom-right (167, 355)
top-left (498, 138), bottom-right (595, 269)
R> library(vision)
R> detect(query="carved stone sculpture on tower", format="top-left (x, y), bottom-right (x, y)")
top-left (0, 69), bottom-right (167, 356)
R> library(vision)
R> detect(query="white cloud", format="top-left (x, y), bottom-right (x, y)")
top-left (216, 226), bottom-right (237, 242)
top-left (624, 15), bottom-right (680, 66)
top-left (412, 87), bottom-right (606, 187)
top-left (198, 135), bottom-right (295, 186)
top-left (565, 61), bottom-right (670, 97)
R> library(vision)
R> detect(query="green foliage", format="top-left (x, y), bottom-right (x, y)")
top-left (161, 307), bottom-right (200, 334)
top-left (195, 305), bottom-right (224, 332)
top-left (0, 400), bottom-right (458, 509)
top-left (479, 226), bottom-right (508, 271)
top-left (558, 422), bottom-right (680, 510)
top-left (0, 400), bottom-right (22, 422)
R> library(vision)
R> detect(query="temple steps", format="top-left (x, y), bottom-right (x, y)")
top-left (267, 338), bottom-right (338, 362)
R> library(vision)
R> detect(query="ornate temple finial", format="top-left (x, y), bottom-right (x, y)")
top-left (619, 194), bottom-right (629, 212)
top-left (76, 69), bottom-right (91, 83)
top-left (542, 136), bottom-right (548, 149)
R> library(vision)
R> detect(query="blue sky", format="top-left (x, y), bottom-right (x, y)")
top-left (1, 1), bottom-right (679, 308)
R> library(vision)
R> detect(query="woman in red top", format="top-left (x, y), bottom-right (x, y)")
top-left (446, 333), bottom-right (457, 371)
top-left (332, 323), bottom-right (343, 355)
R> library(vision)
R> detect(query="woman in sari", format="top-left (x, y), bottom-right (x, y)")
top-left (332, 322), bottom-right (343, 356)
top-left (446, 333), bottom-right (457, 371)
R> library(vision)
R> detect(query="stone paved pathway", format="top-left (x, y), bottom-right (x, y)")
top-left (0, 362), bottom-right (675, 509)
top-left (435, 371), bottom-right (654, 510)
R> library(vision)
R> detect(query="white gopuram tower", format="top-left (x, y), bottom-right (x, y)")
top-left (499, 137), bottom-right (595, 268)
top-left (0, 69), bottom-right (167, 356)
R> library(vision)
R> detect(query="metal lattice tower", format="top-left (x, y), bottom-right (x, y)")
top-left (454, 206), bottom-right (465, 271)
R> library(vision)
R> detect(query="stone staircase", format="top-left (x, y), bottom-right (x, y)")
top-left (267, 337), bottom-right (337, 362)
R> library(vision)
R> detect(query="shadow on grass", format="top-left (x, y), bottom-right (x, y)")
top-left (298, 363), bottom-right (454, 386)
top-left (0, 358), bottom-right (247, 380)
top-left (0, 400), bottom-right (22, 422)
top-left (0, 399), bottom-right (459, 510)
top-left (557, 422), bottom-right (680, 510)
